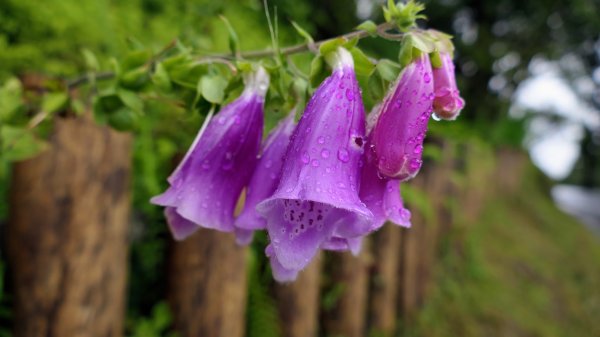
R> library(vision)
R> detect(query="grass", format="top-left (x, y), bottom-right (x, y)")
top-left (408, 167), bottom-right (600, 337)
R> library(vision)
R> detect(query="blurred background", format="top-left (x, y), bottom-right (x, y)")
top-left (0, 0), bottom-right (599, 336)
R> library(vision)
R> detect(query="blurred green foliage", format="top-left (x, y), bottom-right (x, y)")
top-left (1, 0), bottom-right (599, 336)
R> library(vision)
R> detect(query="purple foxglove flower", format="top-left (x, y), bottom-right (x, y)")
top-left (359, 144), bottom-right (411, 231)
top-left (234, 111), bottom-right (296, 244)
top-left (432, 52), bottom-right (465, 120)
top-left (151, 67), bottom-right (269, 240)
top-left (256, 48), bottom-right (373, 281)
top-left (371, 54), bottom-right (434, 181)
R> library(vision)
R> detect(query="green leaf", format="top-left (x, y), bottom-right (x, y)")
top-left (108, 107), bottom-right (138, 131)
top-left (291, 21), bottom-right (314, 44)
top-left (409, 32), bottom-right (436, 54)
top-left (118, 89), bottom-right (143, 112)
top-left (356, 20), bottom-right (378, 36)
top-left (151, 62), bottom-right (172, 91)
top-left (368, 71), bottom-right (385, 102)
top-left (121, 50), bottom-right (151, 72)
top-left (41, 92), bottom-right (69, 114)
top-left (220, 15), bottom-right (240, 56)
top-left (350, 47), bottom-right (375, 76)
top-left (376, 59), bottom-right (402, 82)
top-left (309, 55), bottom-right (328, 88)
top-left (81, 48), bottom-right (99, 71)
top-left (319, 37), bottom-right (346, 55)
top-left (0, 78), bottom-right (23, 122)
top-left (398, 35), bottom-right (415, 66)
top-left (120, 67), bottom-right (149, 90)
top-left (198, 75), bottom-right (228, 104)
top-left (0, 126), bottom-right (47, 161)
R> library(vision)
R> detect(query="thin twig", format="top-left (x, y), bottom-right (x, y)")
top-left (66, 22), bottom-right (399, 89)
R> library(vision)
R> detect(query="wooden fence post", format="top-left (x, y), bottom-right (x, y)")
top-left (274, 254), bottom-right (322, 337)
top-left (167, 229), bottom-right (248, 337)
top-left (322, 248), bottom-right (370, 337)
top-left (368, 225), bottom-right (401, 336)
top-left (6, 116), bottom-right (132, 337)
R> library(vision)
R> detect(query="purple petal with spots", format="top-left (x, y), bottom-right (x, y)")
top-left (235, 111), bottom-right (296, 234)
top-left (371, 54), bottom-right (434, 181)
top-left (257, 48), bottom-right (373, 275)
top-left (432, 52), bottom-right (465, 120)
top-left (151, 68), bottom-right (269, 240)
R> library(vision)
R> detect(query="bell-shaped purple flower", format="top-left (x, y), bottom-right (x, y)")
top-left (371, 54), bottom-right (434, 181)
top-left (257, 48), bottom-right (373, 281)
top-left (432, 52), bottom-right (465, 120)
top-left (359, 143), bottom-right (411, 231)
top-left (234, 111), bottom-right (296, 244)
top-left (151, 67), bottom-right (269, 240)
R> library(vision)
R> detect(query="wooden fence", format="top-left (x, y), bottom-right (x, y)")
top-left (4, 116), bottom-right (526, 337)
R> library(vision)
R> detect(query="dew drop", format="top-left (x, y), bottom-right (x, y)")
top-left (317, 136), bottom-right (325, 144)
top-left (424, 72), bottom-right (431, 83)
top-left (337, 148), bottom-right (350, 163)
top-left (311, 159), bottom-right (320, 167)
top-left (321, 149), bottom-right (330, 158)
top-left (432, 112), bottom-right (441, 121)
top-left (301, 152), bottom-right (310, 164)
top-left (409, 158), bottom-right (422, 170)
top-left (345, 88), bottom-right (355, 101)
top-left (413, 144), bottom-right (423, 154)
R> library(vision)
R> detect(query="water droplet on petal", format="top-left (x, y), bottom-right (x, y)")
top-left (321, 149), bottom-right (330, 158)
top-left (301, 152), bottom-right (310, 164)
top-left (318, 136), bottom-right (325, 144)
top-left (424, 72), bottom-right (431, 83)
top-left (432, 112), bottom-right (441, 121)
top-left (345, 88), bottom-right (355, 101)
top-left (311, 159), bottom-right (320, 167)
top-left (413, 144), bottom-right (423, 154)
top-left (337, 148), bottom-right (350, 163)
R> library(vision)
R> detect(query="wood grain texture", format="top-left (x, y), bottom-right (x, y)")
top-left (167, 229), bottom-right (248, 337)
top-left (323, 248), bottom-right (370, 337)
top-left (7, 116), bottom-right (132, 337)
top-left (274, 254), bottom-right (322, 337)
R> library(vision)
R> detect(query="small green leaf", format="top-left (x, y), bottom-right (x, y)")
top-left (430, 51), bottom-right (443, 68)
top-left (398, 36), bottom-right (414, 66)
top-left (108, 108), bottom-right (138, 131)
top-left (0, 78), bottom-right (23, 122)
top-left (81, 49), bottom-right (99, 71)
top-left (220, 15), bottom-right (240, 56)
top-left (350, 47), bottom-right (375, 76)
top-left (376, 59), bottom-right (402, 82)
top-left (319, 37), bottom-right (346, 55)
top-left (121, 50), bottom-right (151, 71)
top-left (309, 55), bottom-right (328, 88)
top-left (118, 90), bottom-right (143, 112)
top-left (151, 62), bottom-right (172, 91)
top-left (120, 67), bottom-right (149, 90)
top-left (0, 126), bottom-right (47, 161)
top-left (368, 71), bottom-right (385, 102)
top-left (409, 32), bottom-right (436, 53)
top-left (199, 75), bottom-right (228, 104)
top-left (41, 92), bottom-right (69, 114)
top-left (356, 20), bottom-right (378, 36)
top-left (291, 21), bottom-right (314, 44)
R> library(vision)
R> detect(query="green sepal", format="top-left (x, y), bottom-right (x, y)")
top-left (356, 20), bottom-right (378, 36)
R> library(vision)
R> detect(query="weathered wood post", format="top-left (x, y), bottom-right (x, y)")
top-left (166, 229), bottom-right (248, 337)
top-left (323, 248), bottom-right (370, 337)
top-left (368, 225), bottom-right (401, 336)
top-left (6, 116), bottom-right (132, 337)
top-left (274, 255), bottom-right (322, 337)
